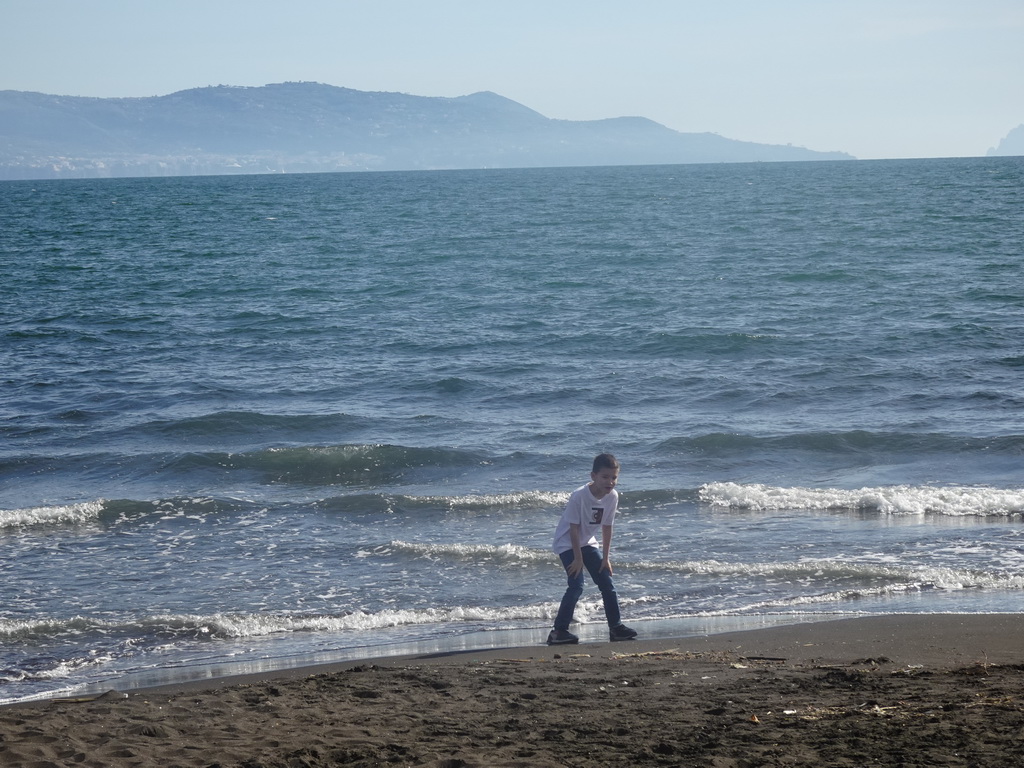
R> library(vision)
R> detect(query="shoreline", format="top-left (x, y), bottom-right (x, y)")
top-left (1, 613), bottom-right (849, 706)
top-left (3, 614), bottom-right (1023, 767)
top-left (104, 612), bottom-right (1024, 697)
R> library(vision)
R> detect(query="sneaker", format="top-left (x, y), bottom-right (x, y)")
top-left (609, 624), bottom-right (638, 642)
top-left (546, 629), bottom-right (579, 645)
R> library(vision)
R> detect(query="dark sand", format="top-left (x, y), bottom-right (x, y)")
top-left (3, 615), bottom-right (1024, 767)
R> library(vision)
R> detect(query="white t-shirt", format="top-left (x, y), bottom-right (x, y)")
top-left (552, 483), bottom-right (618, 554)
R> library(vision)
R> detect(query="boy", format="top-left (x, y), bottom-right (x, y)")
top-left (547, 453), bottom-right (637, 645)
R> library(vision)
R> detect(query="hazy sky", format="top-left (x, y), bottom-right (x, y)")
top-left (3, 0), bottom-right (1022, 160)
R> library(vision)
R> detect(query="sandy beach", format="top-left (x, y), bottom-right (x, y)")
top-left (2, 614), bottom-right (1023, 767)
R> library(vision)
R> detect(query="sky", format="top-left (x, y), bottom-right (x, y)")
top-left (3, 0), bottom-right (1022, 160)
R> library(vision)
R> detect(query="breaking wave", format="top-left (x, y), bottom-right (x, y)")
top-left (699, 482), bottom-right (1024, 516)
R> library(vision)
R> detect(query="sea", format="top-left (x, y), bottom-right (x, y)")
top-left (2, 156), bottom-right (1024, 705)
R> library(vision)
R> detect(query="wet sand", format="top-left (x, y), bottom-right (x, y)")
top-left (3, 614), bottom-right (1023, 767)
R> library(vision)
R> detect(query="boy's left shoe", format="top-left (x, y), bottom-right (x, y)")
top-left (609, 624), bottom-right (638, 642)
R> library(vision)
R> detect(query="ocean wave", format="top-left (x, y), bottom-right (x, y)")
top-left (620, 488), bottom-right (701, 507)
top-left (0, 501), bottom-right (107, 529)
top-left (0, 651), bottom-right (118, 686)
top-left (317, 490), bottom-right (567, 516)
top-left (636, 558), bottom-right (1024, 617)
top-left (699, 482), bottom-right (1024, 516)
top-left (659, 431), bottom-right (1024, 456)
top-left (694, 585), bottom-right (934, 615)
top-left (2, 441), bottom-right (498, 500)
top-left (0, 605), bottom-right (558, 647)
top-left (387, 540), bottom-right (553, 564)
top-left (317, 488), bottom-right (689, 518)
top-left (0, 496), bottom-right (253, 531)
top-left (175, 443), bottom-right (492, 486)
top-left (0, 490), bottom-right (564, 534)
top-left (634, 556), bottom-right (1024, 590)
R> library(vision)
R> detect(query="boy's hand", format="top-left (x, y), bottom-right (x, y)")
top-left (568, 557), bottom-right (584, 576)
top-left (600, 557), bottom-right (613, 575)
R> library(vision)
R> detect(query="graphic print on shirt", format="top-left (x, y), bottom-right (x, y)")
top-left (589, 507), bottom-right (604, 525)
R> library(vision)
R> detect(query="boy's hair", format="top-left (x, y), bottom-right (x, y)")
top-left (592, 453), bottom-right (620, 473)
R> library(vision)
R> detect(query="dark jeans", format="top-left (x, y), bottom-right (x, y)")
top-left (553, 545), bottom-right (622, 630)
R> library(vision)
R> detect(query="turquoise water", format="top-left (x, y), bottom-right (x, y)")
top-left (2, 157), bottom-right (1024, 702)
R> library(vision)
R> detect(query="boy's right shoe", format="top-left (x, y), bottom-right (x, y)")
top-left (546, 629), bottom-right (579, 645)
top-left (609, 623), bottom-right (638, 642)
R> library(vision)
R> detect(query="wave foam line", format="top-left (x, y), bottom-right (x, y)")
top-left (0, 605), bottom-right (560, 644)
top-left (322, 490), bottom-right (568, 516)
top-left (387, 540), bottom-right (553, 563)
top-left (411, 491), bottom-right (568, 511)
top-left (0, 497), bottom-right (253, 531)
top-left (693, 582), bottom-right (947, 615)
top-left (700, 482), bottom-right (1024, 515)
top-left (0, 500), bottom-right (106, 529)
top-left (635, 557), bottom-right (1024, 591)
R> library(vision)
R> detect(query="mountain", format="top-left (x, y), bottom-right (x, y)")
top-left (0, 82), bottom-right (854, 180)
top-left (987, 124), bottom-right (1024, 157)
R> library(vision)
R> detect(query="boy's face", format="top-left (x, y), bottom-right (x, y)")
top-left (590, 467), bottom-right (619, 498)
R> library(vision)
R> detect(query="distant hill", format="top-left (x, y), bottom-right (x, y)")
top-left (987, 124), bottom-right (1024, 157)
top-left (0, 82), bottom-right (854, 179)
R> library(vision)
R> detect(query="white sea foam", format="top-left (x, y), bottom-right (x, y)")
top-left (420, 491), bottom-right (568, 509)
top-left (388, 540), bottom-right (552, 563)
top-left (689, 577), bottom-right (1024, 616)
top-left (694, 586), bottom-right (924, 615)
top-left (0, 615), bottom-right (124, 640)
top-left (0, 500), bottom-right (106, 529)
top-left (158, 605), bottom-right (564, 637)
top-left (699, 483), bottom-right (1024, 516)
top-left (29, 653), bottom-right (116, 680)
top-left (631, 557), bottom-right (1024, 595)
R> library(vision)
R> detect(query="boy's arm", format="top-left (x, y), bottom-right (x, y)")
top-left (567, 523), bottom-right (584, 576)
top-left (600, 524), bottom-right (613, 574)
